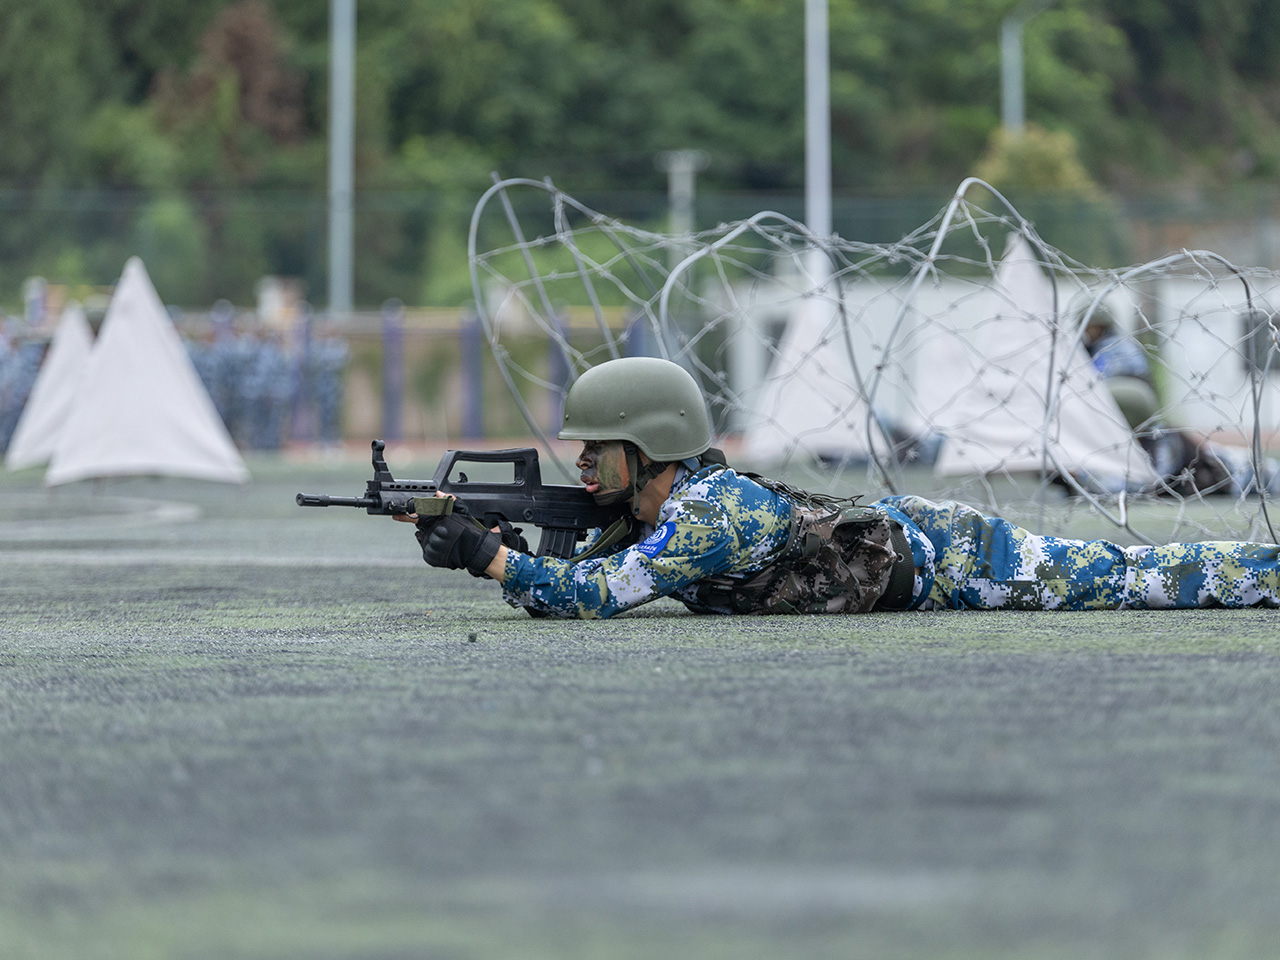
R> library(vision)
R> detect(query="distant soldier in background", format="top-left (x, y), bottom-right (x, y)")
top-left (243, 331), bottom-right (291, 449)
top-left (0, 325), bottom-right (46, 454)
top-left (1080, 313), bottom-right (1273, 497)
top-left (407, 357), bottom-right (1280, 619)
top-left (311, 334), bottom-right (350, 448)
top-left (0, 324), bottom-right (18, 450)
top-left (186, 331), bottom-right (218, 402)
top-left (1082, 311), bottom-right (1159, 432)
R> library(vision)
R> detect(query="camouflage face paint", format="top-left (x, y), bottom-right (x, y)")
top-left (595, 442), bottom-right (629, 494)
top-left (577, 440), bottom-right (630, 501)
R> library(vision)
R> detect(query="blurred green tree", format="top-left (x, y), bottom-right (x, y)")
top-left (0, 0), bottom-right (114, 186)
top-left (4, 0), bottom-right (1280, 306)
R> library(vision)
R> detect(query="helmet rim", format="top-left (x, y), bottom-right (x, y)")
top-left (557, 357), bottom-right (712, 461)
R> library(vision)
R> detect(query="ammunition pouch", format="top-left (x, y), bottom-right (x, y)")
top-left (683, 495), bottom-right (912, 616)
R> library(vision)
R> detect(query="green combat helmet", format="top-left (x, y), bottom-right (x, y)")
top-left (559, 357), bottom-right (713, 460)
top-left (559, 358), bottom-right (719, 513)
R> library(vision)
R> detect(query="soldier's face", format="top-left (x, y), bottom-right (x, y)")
top-left (576, 440), bottom-right (629, 498)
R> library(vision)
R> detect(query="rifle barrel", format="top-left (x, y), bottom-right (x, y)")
top-left (295, 493), bottom-right (376, 508)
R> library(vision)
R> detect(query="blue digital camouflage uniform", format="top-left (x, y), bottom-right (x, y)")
top-left (1088, 331), bottom-right (1152, 381)
top-left (881, 495), bottom-right (1280, 610)
top-left (500, 468), bottom-right (1280, 619)
top-left (502, 462), bottom-right (793, 618)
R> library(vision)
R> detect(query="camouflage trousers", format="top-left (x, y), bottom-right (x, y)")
top-left (878, 495), bottom-right (1280, 610)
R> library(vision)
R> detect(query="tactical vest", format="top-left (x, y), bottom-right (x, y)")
top-left (681, 477), bottom-right (915, 616)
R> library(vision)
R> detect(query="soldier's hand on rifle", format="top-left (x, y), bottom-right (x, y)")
top-left (415, 503), bottom-right (502, 578)
top-left (493, 518), bottom-right (530, 553)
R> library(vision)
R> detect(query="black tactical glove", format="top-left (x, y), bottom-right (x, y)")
top-left (493, 518), bottom-right (530, 553)
top-left (416, 512), bottom-right (502, 577)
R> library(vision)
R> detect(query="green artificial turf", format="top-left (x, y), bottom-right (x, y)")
top-left (1, 455), bottom-right (1279, 959)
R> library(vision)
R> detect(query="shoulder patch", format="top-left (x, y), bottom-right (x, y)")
top-left (636, 521), bottom-right (677, 558)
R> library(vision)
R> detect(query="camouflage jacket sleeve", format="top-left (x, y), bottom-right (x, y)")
top-left (499, 467), bottom-right (791, 619)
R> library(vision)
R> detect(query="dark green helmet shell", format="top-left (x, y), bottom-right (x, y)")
top-left (558, 357), bottom-right (713, 461)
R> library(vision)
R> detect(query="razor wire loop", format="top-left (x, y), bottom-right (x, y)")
top-left (469, 174), bottom-right (1280, 543)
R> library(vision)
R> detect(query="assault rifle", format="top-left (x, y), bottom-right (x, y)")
top-left (296, 440), bottom-right (628, 560)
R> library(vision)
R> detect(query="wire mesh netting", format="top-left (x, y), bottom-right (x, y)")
top-left (468, 176), bottom-right (1280, 545)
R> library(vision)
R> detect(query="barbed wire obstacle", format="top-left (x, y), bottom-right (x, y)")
top-left (468, 177), bottom-right (1280, 544)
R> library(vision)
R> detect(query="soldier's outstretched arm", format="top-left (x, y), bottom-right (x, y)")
top-left (499, 501), bottom-right (740, 619)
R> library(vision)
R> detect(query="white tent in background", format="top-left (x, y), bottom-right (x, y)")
top-left (740, 254), bottom-right (919, 465)
top-left (741, 233), bottom-right (1157, 489)
top-left (741, 292), bottom-right (884, 464)
top-left (4, 301), bottom-right (94, 470)
top-left (921, 233), bottom-right (1157, 485)
top-left (739, 254), bottom-right (1001, 467)
top-left (45, 257), bottom-right (248, 486)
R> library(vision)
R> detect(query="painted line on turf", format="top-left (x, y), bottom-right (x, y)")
top-left (0, 550), bottom-right (422, 568)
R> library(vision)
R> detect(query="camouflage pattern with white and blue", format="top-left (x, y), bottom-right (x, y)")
top-left (880, 494), bottom-right (1280, 610)
top-left (501, 463), bottom-right (792, 618)
top-left (499, 468), bottom-right (1280, 618)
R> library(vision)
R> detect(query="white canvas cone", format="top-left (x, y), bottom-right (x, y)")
top-left (45, 258), bottom-right (249, 485)
top-left (5, 302), bottom-right (94, 470)
top-left (742, 293), bottom-right (887, 464)
top-left (741, 249), bottom-right (902, 465)
top-left (930, 234), bottom-right (1157, 485)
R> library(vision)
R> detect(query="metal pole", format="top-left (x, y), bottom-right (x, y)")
top-left (656, 149), bottom-right (709, 237)
top-left (804, 0), bottom-right (832, 240)
top-left (328, 0), bottom-right (355, 320)
top-left (1000, 0), bottom-right (1057, 133)
top-left (1000, 16), bottom-right (1024, 132)
top-left (656, 149), bottom-right (709, 275)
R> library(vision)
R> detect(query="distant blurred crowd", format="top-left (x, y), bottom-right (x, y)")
top-left (0, 319), bottom-right (349, 456)
top-left (186, 331), bottom-right (349, 450)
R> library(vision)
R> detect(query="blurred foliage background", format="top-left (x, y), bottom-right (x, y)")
top-left (2, 0), bottom-right (1280, 308)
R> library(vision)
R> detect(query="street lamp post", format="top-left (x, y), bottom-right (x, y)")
top-left (328, 0), bottom-right (355, 321)
top-left (1001, 0), bottom-right (1057, 132)
top-left (656, 149), bottom-right (710, 239)
top-left (804, 0), bottom-right (831, 241)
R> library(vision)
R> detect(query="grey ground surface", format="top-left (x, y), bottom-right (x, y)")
top-left (2, 452), bottom-right (1279, 959)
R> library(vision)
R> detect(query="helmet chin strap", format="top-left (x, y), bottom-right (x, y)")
top-left (623, 443), bottom-right (670, 515)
